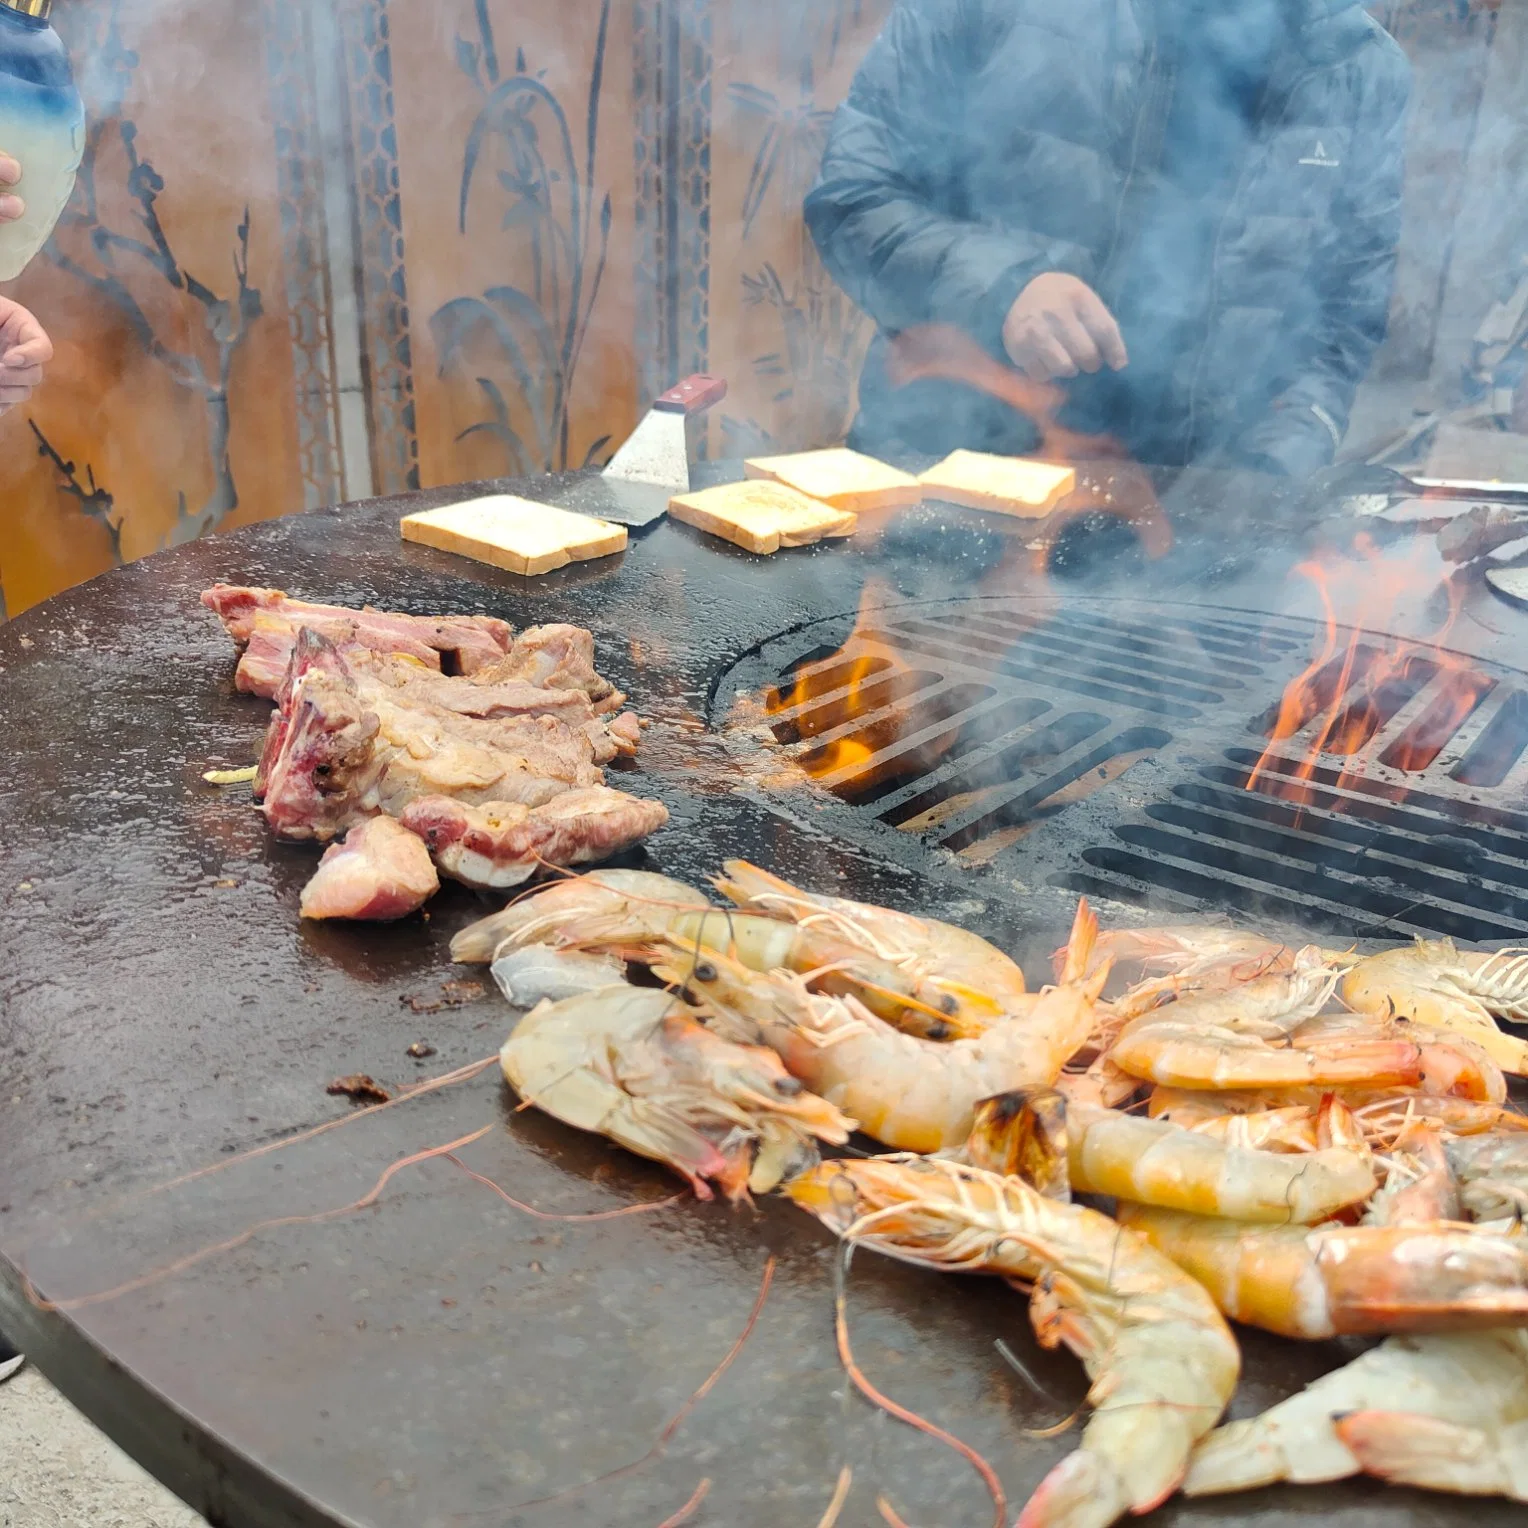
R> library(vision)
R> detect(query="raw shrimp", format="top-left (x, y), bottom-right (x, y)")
top-left (1060, 924), bottom-right (1295, 983)
top-left (661, 904), bottom-right (1107, 1156)
top-left (499, 984), bottom-right (854, 1200)
top-left (716, 858), bottom-right (1027, 1018)
top-left (1342, 940), bottom-right (1528, 1077)
top-left (457, 868), bottom-right (984, 1041)
top-left (1336, 1404), bottom-right (1528, 1502)
top-left (788, 1156), bottom-right (1240, 1528)
top-left (1117, 1204), bottom-right (1528, 1339)
top-left (1446, 1134), bottom-right (1528, 1223)
top-left (1184, 1328), bottom-right (1528, 1496)
top-left (454, 869), bottom-right (711, 961)
top-left (490, 945), bottom-right (628, 1008)
top-left (1149, 1085), bottom-right (1528, 1148)
top-left (1364, 1127), bottom-right (1461, 1227)
top-left (975, 1091), bottom-right (1376, 1224)
top-left (1108, 949), bottom-right (1415, 1091)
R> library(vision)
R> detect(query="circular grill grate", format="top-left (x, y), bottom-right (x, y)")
top-left (710, 594), bottom-right (1528, 942)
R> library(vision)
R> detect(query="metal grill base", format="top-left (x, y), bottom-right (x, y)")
top-left (711, 594), bottom-right (1528, 944)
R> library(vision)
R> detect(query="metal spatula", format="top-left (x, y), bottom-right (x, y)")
top-left (553, 374), bottom-right (728, 528)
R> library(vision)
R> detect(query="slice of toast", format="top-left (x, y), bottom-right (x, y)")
top-left (919, 450), bottom-right (1077, 518)
top-left (400, 496), bottom-right (627, 577)
top-left (668, 480), bottom-right (857, 554)
top-left (744, 446), bottom-right (923, 513)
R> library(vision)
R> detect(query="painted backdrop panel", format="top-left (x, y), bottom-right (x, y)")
top-left (394, 0), bottom-right (639, 488)
top-left (0, 0), bottom-right (300, 619)
top-left (707, 0), bottom-right (889, 459)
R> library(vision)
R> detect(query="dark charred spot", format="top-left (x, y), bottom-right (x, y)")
top-left (927, 1020), bottom-right (952, 1041)
top-left (939, 993), bottom-right (959, 1016)
top-left (774, 1077), bottom-right (804, 1096)
top-left (314, 764), bottom-right (331, 777)
top-left (984, 1091), bottom-right (1029, 1125)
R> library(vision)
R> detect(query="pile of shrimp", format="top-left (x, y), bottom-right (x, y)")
top-left (455, 865), bottom-right (1528, 1527)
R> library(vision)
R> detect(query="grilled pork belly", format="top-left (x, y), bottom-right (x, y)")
top-left (203, 584), bottom-right (514, 695)
top-left (400, 788), bottom-right (670, 890)
top-left (299, 817), bottom-right (440, 921)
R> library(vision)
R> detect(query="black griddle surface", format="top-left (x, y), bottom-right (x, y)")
top-left (0, 473), bottom-right (1512, 1528)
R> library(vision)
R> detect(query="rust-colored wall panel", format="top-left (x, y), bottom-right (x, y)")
top-left (395, 0), bottom-right (639, 489)
top-left (0, 0), bottom-right (300, 619)
top-left (707, 0), bottom-right (889, 458)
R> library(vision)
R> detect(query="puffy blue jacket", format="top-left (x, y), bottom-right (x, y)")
top-left (806, 0), bottom-right (1410, 477)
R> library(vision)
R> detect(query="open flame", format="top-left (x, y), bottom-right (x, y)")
top-left (764, 579), bottom-right (919, 784)
top-left (1245, 533), bottom-right (1489, 811)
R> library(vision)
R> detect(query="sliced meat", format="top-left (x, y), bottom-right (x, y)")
top-left (261, 630), bottom-right (607, 841)
top-left (348, 649), bottom-right (601, 720)
top-left (400, 788), bottom-right (670, 890)
top-left (475, 624), bottom-right (623, 710)
top-left (261, 668), bottom-right (385, 840)
top-left (237, 612), bottom-right (443, 698)
top-left (203, 585), bottom-right (514, 697)
top-left (299, 817), bottom-right (440, 922)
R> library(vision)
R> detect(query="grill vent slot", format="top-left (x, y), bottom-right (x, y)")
top-left (713, 594), bottom-right (1528, 942)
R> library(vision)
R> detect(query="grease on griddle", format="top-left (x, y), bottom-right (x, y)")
top-left (403, 979), bottom-right (487, 1015)
top-left (407, 1041), bottom-right (437, 1059)
top-left (326, 1074), bottom-right (393, 1105)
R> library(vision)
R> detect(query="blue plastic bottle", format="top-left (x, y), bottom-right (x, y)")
top-left (0, 0), bottom-right (82, 281)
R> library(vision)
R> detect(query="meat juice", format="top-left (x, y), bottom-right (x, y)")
top-left (0, 0), bottom-right (82, 282)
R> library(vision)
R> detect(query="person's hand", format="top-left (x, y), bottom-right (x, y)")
top-left (0, 152), bottom-right (22, 224)
top-left (0, 297), bottom-right (52, 415)
top-left (1003, 273), bottom-right (1128, 382)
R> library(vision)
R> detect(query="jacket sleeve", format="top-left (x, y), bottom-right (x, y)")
top-left (1235, 44), bottom-right (1412, 479)
top-left (804, 0), bottom-right (1096, 355)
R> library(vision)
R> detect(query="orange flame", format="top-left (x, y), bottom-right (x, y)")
top-left (764, 580), bottom-right (916, 784)
top-left (1245, 535), bottom-right (1488, 814)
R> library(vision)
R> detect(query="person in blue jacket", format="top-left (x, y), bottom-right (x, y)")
top-left (806, 0), bottom-right (1410, 479)
top-left (0, 147), bottom-right (53, 422)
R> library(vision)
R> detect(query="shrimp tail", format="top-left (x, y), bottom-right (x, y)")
top-left (1060, 898), bottom-right (1101, 987)
top-left (1016, 1449), bottom-right (1132, 1528)
top-left (1335, 1412), bottom-right (1526, 1500)
top-left (965, 1091), bottom-right (1072, 1201)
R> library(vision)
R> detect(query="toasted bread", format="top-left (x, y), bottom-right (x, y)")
top-left (668, 480), bottom-right (857, 554)
top-left (744, 446), bottom-right (923, 513)
top-left (919, 450), bottom-right (1076, 518)
top-left (400, 496), bottom-right (627, 577)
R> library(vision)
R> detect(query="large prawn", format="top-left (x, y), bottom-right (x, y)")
top-left (454, 869), bottom-right (986, 1040)
top-left (1117, 1203), bottom-right (1528, 1338)
top-left (965, 1091), bottom-right (1377, 1225)
top-left (1185, 1327), bottom-right (1528, 1500)
top-left (788, 1155), bottom-right (1241, 1528)
top-left (1341, 939), bottom-right (1528, 1077)
top-left (660, 902), bottom-right (1107, 1155)
top-left (716, 858), bottom-right (1028, 1021)
top-left (499, 983), bottom-right (854, 1200)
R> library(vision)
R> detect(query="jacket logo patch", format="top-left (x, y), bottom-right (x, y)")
top-left (1299, 139), bottom-right (1341, 169)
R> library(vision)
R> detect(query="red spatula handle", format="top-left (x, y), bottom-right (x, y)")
top-left (653, 374), bottom-right (728, 415)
